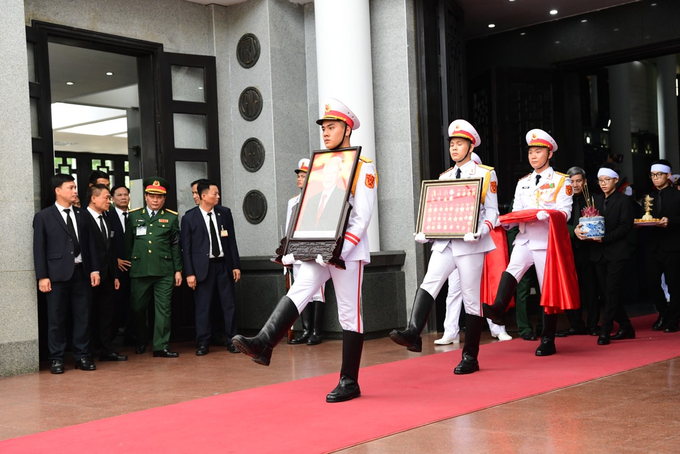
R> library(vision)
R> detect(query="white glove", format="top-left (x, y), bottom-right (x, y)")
top-left (536, 210), bottom-right (550, 221)
top-left (315, 254), bottom-right (327, 267)
top-left (414, 232), bottom-right (428, 244)
top-left (463, 232), bottom-right (478, 242)
top-left (477, 223), bottom-right (490, 237)
top-left (282, 253), bottom-right (295, 265)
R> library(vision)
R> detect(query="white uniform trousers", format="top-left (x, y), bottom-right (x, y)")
top-left (292, 263), bottom-right (324, 302)
top-left (443, 269), bottom-right (507, 337)
top-left (506, 243), bottom-right (547, 292)
top-left (287, 260), bottom-right (364, 333)
top-left (419, 242), bottom-right (484, 317)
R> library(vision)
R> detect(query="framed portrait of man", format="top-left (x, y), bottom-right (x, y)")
top-left (416, 178), bottom-right (483, 239)
top-left (274, 147), bottom-right (362, 267)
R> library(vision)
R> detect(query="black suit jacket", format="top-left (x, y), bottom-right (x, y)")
top-left (589, 192), bottom-right (634, 262)
top-left (648, 186), bottom-right (680, 253)
top-left (297, 186), bottom-right (346, 232)
top-left (180, 205), bottom-right (241, 282)
top-left (33, 204), bottom-right (98, 282)
top-left (108, 207), bottom-right (127, 261)
top-left (85, 209), bottom-right (118, 282)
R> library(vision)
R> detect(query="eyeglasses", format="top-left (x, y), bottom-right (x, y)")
top-left (650, 173), bottom-right (667, 179)
top-left (598, 178), bottom-right (614, 184)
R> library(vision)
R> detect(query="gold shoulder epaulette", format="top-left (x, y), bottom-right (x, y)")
top-left (129, 207), bottom-right (143, 212)
top-left (440, 167), bottom-right (454, 176)
top-left (479, 164), bottom-right (494, 171)
top-left (519, 173), bottom-right (532, 180)
top-left (359, 156), bottom-right (373, 163)
top-left (165, 208), bottom-right (178, 215)
top-left (556, 171), bottom-right (568, 178)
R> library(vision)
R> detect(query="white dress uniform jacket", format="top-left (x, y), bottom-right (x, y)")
top-left (431, 160), bottom-right (499, 256)
top-left (512, 167), bottom-right (573, 250)
top-left (340, 159), bottom-right (377, 263)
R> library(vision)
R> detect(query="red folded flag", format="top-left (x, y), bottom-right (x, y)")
top-left (498, 209), bottom-right (580, 313)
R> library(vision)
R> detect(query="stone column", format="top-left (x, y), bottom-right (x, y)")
top-left (656, 54), bottom-right (680, 170)
top-left (314, 0), bottom-right (380, 251)
top-left (608, 63), bottom-right (633, 181)
top-left (0, 0), bottom-right (39, 376)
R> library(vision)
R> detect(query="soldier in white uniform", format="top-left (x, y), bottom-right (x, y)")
top-left (390, 119), bottom-right (498, 375)
top-left (483, 129), bottom-right (573, 356)
top-left (285, 159), bottom-right (326, 345)
top-left (233, 99), bottom-right (377, 403)
top-left (435, 152), bottom-right (512, 345)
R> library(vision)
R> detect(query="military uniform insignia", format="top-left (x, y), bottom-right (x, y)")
top-left (566, 185), bottom-right (573, 196)
top-left (159, 218), bottom-right (169, 223)
top-left (165, 209), bottom-right (178, 215)
top-left (490, 181), bottom-right (497, 193)
top-left (365, 174), bottom-right (375, 189)
top-left (325, 103), bottom-right (331, 113)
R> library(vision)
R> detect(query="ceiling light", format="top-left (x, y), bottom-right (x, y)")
top-left (60, 117), bottom-right (128, 136)
top-left (520, 32), bottom-right (526, 36)
top-left (66, 81), bottom-right (74, 85)
top-left (581, 19), bottom-right (588, 23)
top-left (614, 28), bottom-right (619, 31)
top-left (51, 103), bottom-right (127, 130)
top-left (651, 3), bottom-right (657, 5)
top-left (198, 86), bottom-right (204, 90)
top-left (550, 9), bottom-right (558, 15)
top-left (488, 23), bottom-right (496, 28)
top-left (106, 72), bottom-right (114, 76)
top-left (555, 41), bottom-right (560, 44)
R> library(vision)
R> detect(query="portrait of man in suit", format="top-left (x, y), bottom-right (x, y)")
top-left (181, 182), bottom-right (241, 355)
top-left (33, 173), bottom-right (101, 374)
top-left (294, 154), bottom-right (350, 237)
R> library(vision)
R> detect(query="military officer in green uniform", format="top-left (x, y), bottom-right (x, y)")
top-left (125, 177), bottom-right (183, 357)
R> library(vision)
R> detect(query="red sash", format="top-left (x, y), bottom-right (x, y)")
top-left (498, 209), bottom-right (580, 313)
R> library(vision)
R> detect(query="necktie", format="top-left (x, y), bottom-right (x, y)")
top-left (208, 212), bottom-right (220, 258)
top-left (122, 212), bottom-right (128, 233)
top-left (63, 209), bottom-right (81, 258)
top-left (535, 174), bottom-right (541, 186)
top-left (151, 211), bottom-right (156, 218)
top-left (98, 215), bottom-right (107, 243)
top-left (455, 168), bottom-right (461, 179)
top-left (315, 194), bottom-right (328, 226)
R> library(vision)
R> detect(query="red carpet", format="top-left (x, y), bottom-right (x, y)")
top-left (2, 314), bottom-right (679, 454)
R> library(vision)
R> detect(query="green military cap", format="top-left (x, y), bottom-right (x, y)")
top-left (143, 176), bottom-right (169, 194)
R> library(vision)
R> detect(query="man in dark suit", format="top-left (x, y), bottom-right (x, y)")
top-left (558, 167), bottom-right (596, 337)
top-left (85, 184), bottom-right (127, 362)
top-left (33, 174), bottom-right (100, 374)
top-left (296, 156), bottom-right (346, 233)
top-left (109, 184), bottom-right (134, 344)
top-left (181, 182), bottom-right (241, 355)
top-left (644, 160), bottom-right (680, 332)
top-left (576, 165), bottom-right (635, 345)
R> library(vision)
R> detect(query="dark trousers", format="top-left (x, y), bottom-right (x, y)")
top-left (594, 258), bottom-right (630, 334)
top-left (645, 250), bottom-right (680, 324)
top-left (45, 266), bottom-right (91, 361)
top-left (115, 270), bottom-right (133, 338)
top-left (568, 251), bottom-right (598, 330)
top-left (515, 267), bottom-right (541, 335)
top-left (91, 273), bottom-right (116, 355)
top-left (195, 261), bottom-right (236, 346)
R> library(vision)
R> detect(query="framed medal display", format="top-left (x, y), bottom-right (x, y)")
top-left (416, 178), bottom-right (483, 239)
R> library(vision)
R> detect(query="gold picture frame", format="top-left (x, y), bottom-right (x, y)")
top-left (416, 178), bottom-right (483, 238)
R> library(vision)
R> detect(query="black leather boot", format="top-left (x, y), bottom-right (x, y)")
top-left (232, 296), bottom-right (299, 366)
top-left (536, 312), bottom-right (558, 356)
top-left (327, 330), bottom-right (364, 403)
top-left (307, 301), bottom-right (325, 345)
top-left (289, 303), bottom-right (313, 344)
top-left (454, 314), bottom-right (483, 375)
top-left (482, 272), bottom-right (517, 325)
top-left (389, 288), bottom-right (434, 352)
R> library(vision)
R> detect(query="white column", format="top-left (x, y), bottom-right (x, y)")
top-left (314, 0), bottom-right (380, 251)
top-left (656, 54), bottom-right (680, 171)
top-left (608, 63), bottom-right (633, 182)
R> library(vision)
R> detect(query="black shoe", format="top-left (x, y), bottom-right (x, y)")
top-left (75, 357), bottom-right (97, 371)
top-left (99, 352), bottom-right (128, 362)
top-left (153, 349), bottom-right (179, 358)
top-left (556, 327), bottom-right (587, 337)
top-left (663, 324), bottom-right (679, 333)
top-left (652, 315), bottom-right (666, 331)
top-left (521, 331), bottom-right (537, 341)
top-left (307, 301), bottom-right (324, 345)
top-left (50, 359), bottom-right (64, 374)
top-left (196, 345), bottom-right (209, 356)
top-left (453, 353), bottom-right (480, 375)
top-left (535, 338), bottom-right (556, 356)
top-left (288, 331), bottom-right (311, 345)
top-left (232, 296), bottom-right (300, 366)
top-left (611, 327), bottom-right (636, 340)
top-left (588, 327), bottom-right (601, 336)
top-left (307, 332), bottom-right (323, 345)
top-left (482, 272), bottom-right (517, 324)
top-left (597, 334), bottom-right (610, 345)
top-left (389, 288), bottom-right (434, 353)
top-left (389, 329), bottom-right (423, 352)
top-left (326, 375), bottom-right (361, 403)
top-left (226, 343), bottom-right (240, 354)
top-left (135, 344), bottom-right (147, 354)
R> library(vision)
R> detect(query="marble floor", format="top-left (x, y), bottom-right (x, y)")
top-left (1, 323), bottom-right (678, 453)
